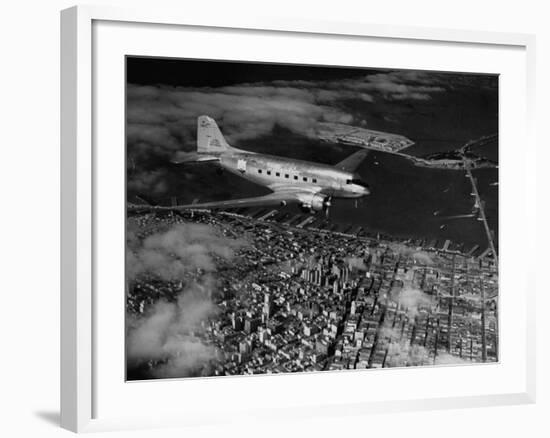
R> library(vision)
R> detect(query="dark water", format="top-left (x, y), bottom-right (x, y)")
top-left (333, 150), bottom-right (498, 249)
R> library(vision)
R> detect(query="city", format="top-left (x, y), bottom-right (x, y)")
top-left (126, 208), bottom-right (498, 379)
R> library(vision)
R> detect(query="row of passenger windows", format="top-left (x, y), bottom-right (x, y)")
top-left (257, 168), bottom-right (317, 183)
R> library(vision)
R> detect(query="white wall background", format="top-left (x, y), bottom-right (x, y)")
top-left (0, 0), bottom-right (547, 436)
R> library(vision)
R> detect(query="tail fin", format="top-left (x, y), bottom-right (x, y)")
top-left (197, 115), bottom-right (231, 153)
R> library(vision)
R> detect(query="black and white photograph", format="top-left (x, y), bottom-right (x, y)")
top-left (125, 56), bottom-right (499, 381)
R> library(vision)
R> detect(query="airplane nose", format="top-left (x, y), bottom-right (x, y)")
top-left (363, 185), bottom-right (370, 195)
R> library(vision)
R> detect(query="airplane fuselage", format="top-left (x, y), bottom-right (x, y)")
top-left (215, 149), bottom-right (370, 199)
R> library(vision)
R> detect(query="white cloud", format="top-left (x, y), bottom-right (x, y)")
top-left (127, 223), bottom-right (247, 281)
top-left (126, 223), bottom-right (247, 378)
top-left (126, 276), bottom-right (218, 378)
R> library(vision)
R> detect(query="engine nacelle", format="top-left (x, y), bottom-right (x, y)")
top-left (300, 194), bottom-right (331, 213)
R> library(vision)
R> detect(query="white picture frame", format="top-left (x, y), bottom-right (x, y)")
top-left (60, 4), bottom-right (536, 433)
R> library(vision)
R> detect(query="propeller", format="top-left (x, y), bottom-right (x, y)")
top-left (324, 196), bottom-right (333, 219)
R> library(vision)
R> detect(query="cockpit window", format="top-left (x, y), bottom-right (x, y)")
top-left (347, 178), bottom-right (369, 187)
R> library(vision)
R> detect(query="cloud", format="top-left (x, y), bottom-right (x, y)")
top-left (411, 251), bottom-right (434, 265)
top-left (127, 82), bottom-right (353, 153)
top-left (394, 287), bottom-right (434, 317)
top-left (346, 256), bottom-right (367, 271)
top-left (126, 70), bottom-right (452, 197)
top-left (433, 352), bottom-right (469, 366)
top-left (127, 223), bottom-right (247, 281)
top-left (388, 242), bottom-right (434, 265)
top-left (378, 324), bottom-right (470, 368)
top-left (387, 265), bottom-right (433, 317)
top-left (383, 341), bottom-right (469, 367)
top-left (380, 266), bottom-right (470, 368)
top-left (377, 325), bottom-right (432, 367)
top-left (127, 169), bottom-right (169, 196)
top-left (126, 70), bottom-right (446, 161)
top-left (456, 292), bottom-right (483, 303)
top-left (270, 71), bottom-right (446, 103)
top-left (126, 276), bottom-right (218, 378)
top-left (153, 341), bottom-right (217, 378)
top-left (385, 342), bottom-right (432, 367)
top-left (354, 72), bottom-right (445, 100)
top-left (126, 223), bottom-right (247, 378)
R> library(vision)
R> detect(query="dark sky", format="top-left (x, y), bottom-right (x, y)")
top-left (127, 56), bottom-right (393, 88)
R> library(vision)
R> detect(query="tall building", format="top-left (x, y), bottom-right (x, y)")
top-left (263, 292), bottom-right (273, 319)
top-left (341, 266), bottom-right (350, 283)
top-left (315, 337), bottom-right (330, 355)
top-left (231, 312), bottom-right (244, 331)
top-left (258, 327), bottom-right (270, 343)
top-left (239, 340), bottom-right (250, 354)
top-left (244, 317), bottom-right (260, 334)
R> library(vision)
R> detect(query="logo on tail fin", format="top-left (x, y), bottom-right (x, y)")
top-left (197, 115), bottom-right (231, 153)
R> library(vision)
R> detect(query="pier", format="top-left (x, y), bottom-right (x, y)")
top-left (464, 163), bottom-right (498, 263)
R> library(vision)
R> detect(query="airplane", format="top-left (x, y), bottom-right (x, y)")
top-left (131, 115), bottom-right (374, 217)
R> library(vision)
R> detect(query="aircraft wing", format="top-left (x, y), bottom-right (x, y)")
top-left (128, 191), bottom-right (306, 212)
top-left (335, 149), bottom-right (370, 172)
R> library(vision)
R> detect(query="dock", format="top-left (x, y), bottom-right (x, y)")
top-left (464, 164), bottom-right (498, 263)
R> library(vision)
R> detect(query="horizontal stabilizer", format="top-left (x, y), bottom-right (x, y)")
top-left (171, 152), bottom-right (220, 165)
